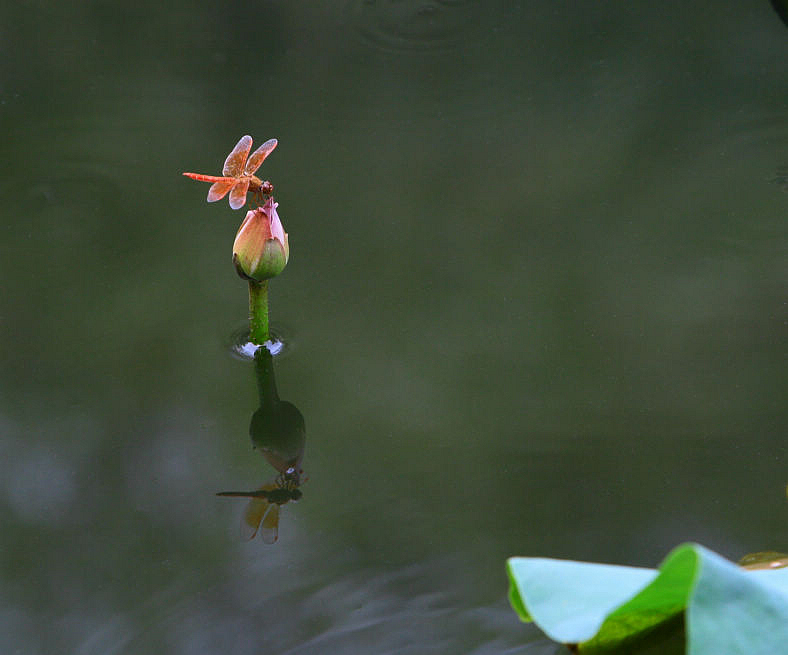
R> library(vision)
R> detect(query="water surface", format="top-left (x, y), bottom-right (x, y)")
top-left (1, 2), bottom-right (786, 653)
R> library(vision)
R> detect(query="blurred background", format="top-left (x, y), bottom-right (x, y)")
top-left (0, 1), bottom-right (786, 653)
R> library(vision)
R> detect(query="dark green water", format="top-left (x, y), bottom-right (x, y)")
top-left (1, 2), bottom-right (786, 653)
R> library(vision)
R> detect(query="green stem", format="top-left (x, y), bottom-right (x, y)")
top-left (248, 280), bottom-right (269, 344)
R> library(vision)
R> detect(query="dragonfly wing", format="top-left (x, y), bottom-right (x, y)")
top-left (223, 135), bottom-right (253, 177)
top-left (259, 504), bottom-right (280, 544)
top-left (242, 496), bottom-right (268, 541)
top-left (207, 179), bottom-right (236, 202)
top-left (244, 138), bottom-right (278, 175)
top-left (229, 178), bottom-right (250, 209)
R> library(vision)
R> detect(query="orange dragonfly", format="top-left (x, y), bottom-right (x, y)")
top-left (217, 469), bottom-right (302, 544)
top-left (183, 135), bottom-right (277, 210)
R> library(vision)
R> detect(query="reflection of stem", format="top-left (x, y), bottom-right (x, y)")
top-left (254, 347), bottom-right (279, 404)
top-left (248, 280), bottom-right (269, 344)
top-left (250, 347), bottom-right (306, 476)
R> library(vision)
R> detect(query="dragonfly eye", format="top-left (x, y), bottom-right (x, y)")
top-left (284, 467), bottom-right (299, 480)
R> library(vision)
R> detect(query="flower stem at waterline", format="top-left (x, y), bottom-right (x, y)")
top-left (248, 279), bottom-right (270, 344)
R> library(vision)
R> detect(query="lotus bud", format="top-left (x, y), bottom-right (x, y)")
top-left (232, 197), bottom-right (289, 282)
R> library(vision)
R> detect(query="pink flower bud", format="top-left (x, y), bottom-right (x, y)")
top-left (232, 197), bottom-right (289, 282)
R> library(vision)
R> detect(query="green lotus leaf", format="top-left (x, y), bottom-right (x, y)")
top-left (507, 543), bottom-right (788, 653)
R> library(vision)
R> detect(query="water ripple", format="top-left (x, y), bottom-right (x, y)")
top-left (342, 0), bottom-right (483, 53)
top-left (227, 323), bottom-right (292, 361)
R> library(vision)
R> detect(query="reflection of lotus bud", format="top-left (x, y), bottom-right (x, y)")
top-left (232, 197), bottom-right (289, 282)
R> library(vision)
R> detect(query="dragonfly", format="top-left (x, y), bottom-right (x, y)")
top-left (217, 468), bottom-right (302, 544)
top-left (183, 135), bottom-right (277, 210)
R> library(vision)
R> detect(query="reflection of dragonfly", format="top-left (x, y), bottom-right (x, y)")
top-left (183, 135), bottom-right (277, 209)
top-left (217, 468), bottom-right (302, 544)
